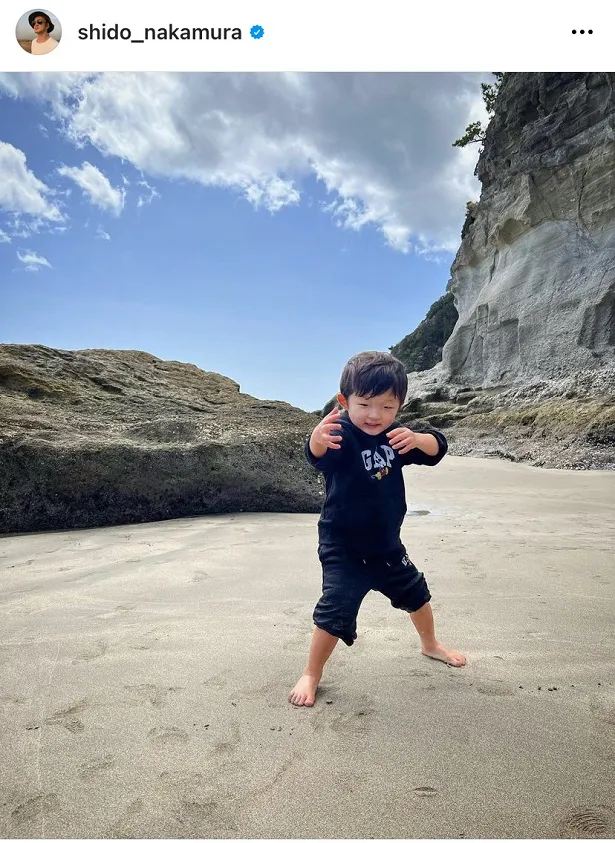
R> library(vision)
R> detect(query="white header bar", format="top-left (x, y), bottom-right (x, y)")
top-left (2, 0), bottom-right (613, 72)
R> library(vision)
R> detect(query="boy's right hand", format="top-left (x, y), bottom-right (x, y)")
top-left (312, 407), bottom-right (343, 450)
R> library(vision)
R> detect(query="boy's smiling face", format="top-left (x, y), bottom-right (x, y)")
top-left (338, 389), bottom-right (401, 436)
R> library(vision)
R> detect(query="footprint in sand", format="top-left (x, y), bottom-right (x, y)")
top-left (601, 708), bottom-right (615, 726)
top-left (160, 771), bottom-right (207, 790)
top-left (110, 798), bottom-right (146, 837)
top-left (10, 793), bottom-right (60, 827)
top-left (44, 699), bottom-right (89, 733)
top-left (311, 695), bottom-right (375, 735)
top-left (589, 701), bottom-right (615, 727)
top-left (212, 724), bottom-right (241, 756)
top-left (79, 755), bottom-right (116, 779)
top-left (173, 798), bottom-right (238, 837)
top-left (476, 683), bottom-right (514, 697)
top-left (559, 805), bottom-right (615, 838)
top-left (202, 671), bottom-right (229, 690)
top-left (124, 798), bottom-right (144, 816)
top-left (460, 561), bottom-right (486, 581)
top-left (148, 726), bottom-right (190, 746)
top-left (125, 684), bottom-right (184, 708)
top-left (73, 639), bottom-right (107, 662)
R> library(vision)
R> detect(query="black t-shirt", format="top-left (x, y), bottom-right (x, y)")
top-left (305, 413), bottom-right (448, 557)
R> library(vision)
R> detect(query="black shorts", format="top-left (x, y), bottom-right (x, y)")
top-left (312, 544), bottom-right (431, 647)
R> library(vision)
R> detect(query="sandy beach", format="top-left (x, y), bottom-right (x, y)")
top-left (0, 455), bottom-right (614, 839)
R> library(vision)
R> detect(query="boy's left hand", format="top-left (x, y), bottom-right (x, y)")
top-left (386, 427), bottom-right (420, 454)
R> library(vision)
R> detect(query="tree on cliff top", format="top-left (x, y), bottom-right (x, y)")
top-left (453, 72), bottom-right (504, 148)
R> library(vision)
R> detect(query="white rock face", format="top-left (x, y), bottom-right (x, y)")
top-left (442, 73), bottom-right (615, 388)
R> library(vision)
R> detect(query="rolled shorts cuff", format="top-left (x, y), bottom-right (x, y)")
top-left (390, 572), bottom-right (431, 613)
top-left (313, 620), bottom-right (356, 647)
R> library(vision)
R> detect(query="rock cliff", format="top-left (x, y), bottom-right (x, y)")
top-left (443, 72), bottom-right (615, 385)
top-left (403, 73), bottom-right (615, 469)
top-left (0, 345), bottom-right (323, 534)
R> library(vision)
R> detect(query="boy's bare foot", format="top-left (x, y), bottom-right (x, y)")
top-left (289, 673), bottom-right (321, 706)
top-left (422, 642), bottom-right (466, 667)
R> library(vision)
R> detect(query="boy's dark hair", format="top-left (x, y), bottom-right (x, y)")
top-left (339, 351), bottom-right (408, 405)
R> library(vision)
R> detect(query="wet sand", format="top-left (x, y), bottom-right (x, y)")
top-left (0, 456), bottom-right (614, 838)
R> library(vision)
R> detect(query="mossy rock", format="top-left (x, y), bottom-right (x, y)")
top-left (585, 406), bottom-right (615, 445)
top-left (454, 399), bottom-right (614, 437)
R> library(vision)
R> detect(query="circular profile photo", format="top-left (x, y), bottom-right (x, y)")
top-left (16, 9), bottom-right (62, 54)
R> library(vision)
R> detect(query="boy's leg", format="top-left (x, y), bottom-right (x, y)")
top-left (375, 551), bottom-right (466, 667)
top-left (289, 627), bottom-right (339, 707)
top-left (289, 549), bottom-right (370, 707)
top-left (408, 601), bottom-right (466, 667)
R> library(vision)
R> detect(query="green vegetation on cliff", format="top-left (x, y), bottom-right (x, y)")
top-left (389, 292), bottom-right (458, 372)
top-left (453, 72), bottom-right (504, 149)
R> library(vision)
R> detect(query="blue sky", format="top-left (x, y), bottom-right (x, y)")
top-left (0, 72), bottom-right (489, 411)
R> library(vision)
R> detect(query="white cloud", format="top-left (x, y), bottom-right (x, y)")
top-left (0, 228), bottom-right (11, 243)
top-left (0, 71), bottom-right (493, 253)
top-left (96, 225), bottom-right (110, 240)
top-left (245, 177), bottom-right (299, 213)
top-left (17, 249), bottom-right (52, 271)
top-left (57, 161), bottom-right (125, 215)
top-left (6, 217), bottom-right (63, 239)
top-left (136, 178), bottom-right (160, 208)
top-left (0, 141), bottom-right (63, 221)
top-left (0, 72), bottom-right (91, 117)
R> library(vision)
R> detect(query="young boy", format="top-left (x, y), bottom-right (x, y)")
top-left (289, 350), bottom-right (466, 707)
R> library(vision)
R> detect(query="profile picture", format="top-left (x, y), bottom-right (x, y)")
top-left (16, 9), bottom-right (62, 54)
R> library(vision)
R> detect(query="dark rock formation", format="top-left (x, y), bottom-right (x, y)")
top-left (390, 292), bottom-right (458, 373)
top-left (0, 344), bottom-right (323, 534)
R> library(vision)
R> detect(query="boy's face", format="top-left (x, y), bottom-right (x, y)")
top-left (337, 389), bottom-right (401, 436)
